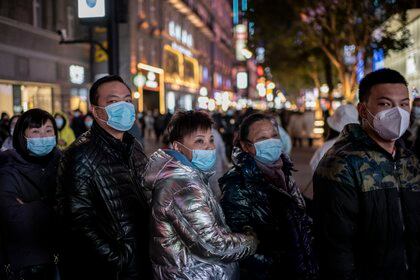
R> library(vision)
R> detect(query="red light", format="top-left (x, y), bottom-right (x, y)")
top-left (257, 66), bottom-right (264, 76)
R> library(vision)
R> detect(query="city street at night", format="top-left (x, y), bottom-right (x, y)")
top-left (1, 0), bottom-right (420, 280)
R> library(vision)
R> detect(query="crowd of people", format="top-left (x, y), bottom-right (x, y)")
top-left (0, 68), bottom-right (419, 280)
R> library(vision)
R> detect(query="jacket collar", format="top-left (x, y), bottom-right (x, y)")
top-left (163, 149), bottom-right (215, 179)
top-left (342, 124), bottom-right (412, 160)
top-left (91, 121), bottom-right (134, 155)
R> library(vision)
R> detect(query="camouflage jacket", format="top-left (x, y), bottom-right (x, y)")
top-left (313, 124), bottom-right (420, 280)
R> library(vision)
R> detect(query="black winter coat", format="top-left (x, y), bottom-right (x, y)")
top-left (0, 148), bottom-right (61, 270)
top-left (219, 149), bottom-right (318, 280)
top-left (56, 122), bottom-right (150, 280)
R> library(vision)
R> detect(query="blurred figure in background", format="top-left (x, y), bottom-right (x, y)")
top-left (303, 110), bottom-right (315, 147)
top-left (287, 111), bottom-right (305, 147)
top-left (144, 111), bottom-right (155, 139)
top-left (310, 104), bottom-right (359, 172)
top-left (209, 124), bottom-right (229, 200)
top-left (69, 109), bottom-right (86, 138)
top-left (0, 109), bottom-right (61, 280)
top-left (0, 112), bottom-right (10, 145)
top-left (54, 112), bottom-right (76, 150)
top-left (1, 115), bottom-right (20, 151)
top-left (83, 113), bottom-right (94, 131)
top-left (269, 110), bottom-right (292, 155)
top-left (153, 110), bottom-right (165, 142)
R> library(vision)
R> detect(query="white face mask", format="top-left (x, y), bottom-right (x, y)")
top-left (366, 106), bottom-right (410, 141)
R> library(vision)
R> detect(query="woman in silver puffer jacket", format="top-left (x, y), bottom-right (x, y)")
top-left (142, 111), bottom-right (257, 280)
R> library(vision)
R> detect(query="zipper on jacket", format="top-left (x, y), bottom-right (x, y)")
top-left (394, 162), bottom-right (409, 271)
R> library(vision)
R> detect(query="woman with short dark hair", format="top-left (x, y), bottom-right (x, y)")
top-left (0, 108), bottom-right (61, 280)
top-left (220, 113), bottom-right (318, 280)
top-left (142, 110), bottom-right (257, 280)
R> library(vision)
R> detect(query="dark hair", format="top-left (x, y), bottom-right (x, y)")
top-left (359, 68), bottom-right (408, 102)
top-left (325, 127), bottom-right (340, 141)
top-left (238, 113), bottom-right (274, 144)
top-left (167, 110), bottom-right (213, 143)
top-left (13, 109), bottom-right (58, 157)
top-left (89, 75), bottom-right (131, 106)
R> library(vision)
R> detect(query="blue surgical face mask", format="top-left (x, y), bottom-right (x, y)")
top-left (55, 118), bottom-right (64, 129)
top-left (97, 101), bottom-right (135, 131)
top-left (177, 142), bottom-right (216, 171)
top-left (84, 120), bottom-right (93, 128)
top-left (26, 136), bottom-right (56, 157)
top-left (254, 138), bottom-right (283, 164)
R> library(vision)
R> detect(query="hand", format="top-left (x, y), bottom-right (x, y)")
top-left (58, 139), bottom-right (66, 146)
top-left (16, 198), bottom-right (24, 205)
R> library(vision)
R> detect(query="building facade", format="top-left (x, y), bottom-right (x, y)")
top-left (384, 9), bottom-right (420, 97)
top-left (0, 0), bottom-right (91, 116)
top-left (127, 0), bottom-right (235, 113)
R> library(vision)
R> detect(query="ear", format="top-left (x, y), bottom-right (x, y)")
top-left (357, 102), bottom-right (366, 121)
top-left (172, 141), bottom-right (181, 152)
top-left (240, 140), bottom-right (252, 154)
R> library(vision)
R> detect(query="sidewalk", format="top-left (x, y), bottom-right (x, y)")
top-left (290, 146), bottom-right (317, 199)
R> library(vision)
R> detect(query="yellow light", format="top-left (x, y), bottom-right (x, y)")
top-left (134, 92), bottom-right (140, 99)
top-left (313, 128), bottom-right (324, 134)
top-left (208, 99), bottom-right (216, 111)
top-left (314, 120), bottom-right (324, 126)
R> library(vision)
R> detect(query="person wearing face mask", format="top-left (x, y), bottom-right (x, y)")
top-left (142, 110), bottom-right (258, 280)
top-left (313, 68), bottom-right (420, 280)
top-left (0, 109), bottom-right (61, 280)
top-left (53, 112), bottom-right (76, 150)
top-left (1, 114), bottom-right (20, 151)
top-left (82, 113), bottom-right (94, 130)
top-left (219, 113), bottom-right (318, 280)
top-left (56, 75), bottom-right (150, 280)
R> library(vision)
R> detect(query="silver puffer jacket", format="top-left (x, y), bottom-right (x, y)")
top-left (143, 149), bottom-right (257, 280)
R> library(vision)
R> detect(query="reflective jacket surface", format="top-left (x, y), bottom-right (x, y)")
top-left (142, 149), bottom-right (257, 280)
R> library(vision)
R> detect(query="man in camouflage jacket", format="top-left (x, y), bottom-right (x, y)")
top-left (313, 69), bottom-right (420, 280)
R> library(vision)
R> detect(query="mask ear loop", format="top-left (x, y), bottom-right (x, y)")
top-left (92, 105), bottom-right (108, 123)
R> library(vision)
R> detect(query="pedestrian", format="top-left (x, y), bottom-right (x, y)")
top-left (144, 111), bottom-right (155, 139)
top-left (287, 111), bottom-right (305, 147)
top-left (56, 75), bottom-right (150, 280)
top-left (209, 126), bottom-right (229, 200)
top-left (82, 113), bottom-right (94, 130)
top-left (0, 112), bottom-right (10, 144)
top-left (219, 113), bottom-right (318, 280)
top-left (313, 68), bottom-right (420, 279)
top-left (303, 110), bottom-right (315, 147)
top-left (309, 104), bottom-right (359, 172)
top-left (142, 110), bottom-right (258, 280)
top-left (53, 112), bottom-right (76, 150)
top-left (1, 114), bottom-right (20, 151)
top-left (69, 109), bottom-right (86, 138)
top-left (0, 109), bottom-right (61, 280)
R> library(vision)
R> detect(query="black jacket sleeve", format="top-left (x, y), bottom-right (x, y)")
top-left (220, 175), bottom-right (253, 233)
top-left (313, 157), bottom-right (359, 280)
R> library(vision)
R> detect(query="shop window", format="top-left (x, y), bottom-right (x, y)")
top-left (21, 85), bottom-right (52, 112)
top-left (0, 84), bottom-right (13, 117)
top-left (70, 88), bottom-right (89, 114)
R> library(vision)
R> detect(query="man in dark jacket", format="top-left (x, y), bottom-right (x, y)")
top-left (56, 75), bottom-right (150, 280)
top-left (313, 68), bottom-right (420, 280)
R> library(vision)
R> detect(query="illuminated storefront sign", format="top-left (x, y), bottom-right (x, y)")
top-left (234, 24), bottom-right (247, 61)
top-left (78, 0), bottom-right (106, 18)
top-left (135, 63), bottom-right (165, 114)
top-left (168, 21), bottom-right (193, 48)
top-left (163, 45), bottom-right (199, 90)
top-left (236, 72), bottom-right (248, 89)
top-left (69, 65), bottom-right (85, 84)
